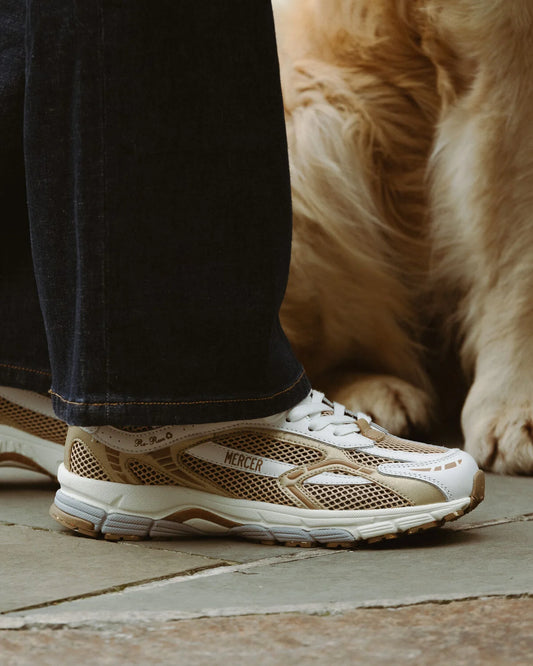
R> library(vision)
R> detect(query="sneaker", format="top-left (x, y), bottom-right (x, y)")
top-left (0, 387), bottom-right (67, 478)
top-left (50, 390), bottom-right (484, 546)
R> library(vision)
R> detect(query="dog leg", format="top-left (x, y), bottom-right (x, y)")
top-left (278, 62), bottom-right (434, 434)
top-left (427, 0), bottom-right (533, 473)
top-left (317, 371), bottom-right (433, 436)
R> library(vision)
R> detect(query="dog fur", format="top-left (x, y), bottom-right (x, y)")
top-left (273, 0), bottom-right (533, 474)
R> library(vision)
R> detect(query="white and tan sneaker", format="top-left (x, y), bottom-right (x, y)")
top-left (50, 390), bottom-right (484, 546)
top-left (0, 387), bottom-right (67, 478)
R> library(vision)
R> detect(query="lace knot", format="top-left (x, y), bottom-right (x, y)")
top-left (286, 390), bottom-right (376, 439)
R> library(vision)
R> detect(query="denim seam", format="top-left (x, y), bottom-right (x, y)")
top-left (0, 362), bottom-right (51, 377)
top-left (49, 369), bottom-right (306, 407)
top-left (97, 0), bottom-right (110, 422)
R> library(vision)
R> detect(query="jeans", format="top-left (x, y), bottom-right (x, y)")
top-left (0, 0), bottom-right (310, 425)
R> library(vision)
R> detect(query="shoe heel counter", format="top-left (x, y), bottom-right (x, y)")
top-left (64, 426), bottom-right (83, 471)
top-left (65, 427), bottom-right (111, 480)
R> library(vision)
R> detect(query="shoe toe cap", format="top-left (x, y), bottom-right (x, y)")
top-left (378, 449), bottom-right (480, 502)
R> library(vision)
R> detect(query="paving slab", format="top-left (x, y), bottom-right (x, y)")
top-left (0, 469), bottom-right (59, 531)
top-left (0, 525), bottom-right (226, 614)
top-left (12, 521), bottom-right (531, 619)
top-left (1, 597), bottom-right (532, 666)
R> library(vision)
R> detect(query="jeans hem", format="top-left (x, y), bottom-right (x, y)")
top-left (51, 370), bottom-right (312, 426)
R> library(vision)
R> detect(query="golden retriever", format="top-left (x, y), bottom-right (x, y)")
top-left (273, 0), bottom-right (533, 474)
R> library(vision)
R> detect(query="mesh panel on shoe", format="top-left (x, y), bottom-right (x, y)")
top-left (302, 482), bottom-right (412, 510)
top-left (0, 396), bottom-right (67, 445)
top-left (211, 430), bottom-right (324, 465)
top-left (376, 435), bottom-right (447, 454)
top-left (344, 450), bottom-right (390, 467)
top-left (127, 459), bottom-right (179, 486)
top-left (181, 454), bottom-right (296, 506)
top-left (70, 440), bottom-right (111, 481)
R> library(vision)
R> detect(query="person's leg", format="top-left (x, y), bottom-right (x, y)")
top-left (1, 0), bottom-right (308, 474)
top-left (0, 0), bottom-right (67, 477)
top-left (22, 0), bottom-right (310, 426)
top-left (0, 0), bottom-right (50, 392)
top-left (0, 2), bottom-right (484, 542)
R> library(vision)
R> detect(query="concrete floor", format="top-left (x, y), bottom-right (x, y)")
top-left (1, 467), bottom-right (532, 664)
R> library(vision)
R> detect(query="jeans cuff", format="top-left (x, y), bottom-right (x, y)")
top-left (50, 371), bottom-right (311, 426)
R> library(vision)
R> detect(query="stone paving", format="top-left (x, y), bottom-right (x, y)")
top-left (0, 467), bottom-right (531, 664)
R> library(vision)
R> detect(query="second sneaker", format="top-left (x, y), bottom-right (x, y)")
top-left (0, 386), bottom-right (66, 478)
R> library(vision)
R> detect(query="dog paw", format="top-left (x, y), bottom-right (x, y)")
top-left (463, 390), bottom-right (533, 474)
top-left (326, 373), bottom-right (433, 436)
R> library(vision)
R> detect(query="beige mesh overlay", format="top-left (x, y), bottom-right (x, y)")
top-left (0, 396), bottom-right (67, 445)
top-left (181, 453), bottom-right (297, 506)
top-left (70, 440), bottom-right (111, 481)
top-left (66, 424), bottom-right (446, 511)
top-left (375, 435), bottom-right (448, 454)
top-left (302, 482), bottom-right (412, 510)
top-left (344, 450), bottom-right (390, 467)
top-left (127, 459), bottom-right (179, 486)
top-left (210, 430), bottom-right (324, 466)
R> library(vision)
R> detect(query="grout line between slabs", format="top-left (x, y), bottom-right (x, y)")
top-left (106, 547), bottom-right (342, 594)
top-left (1, 511), bottom-right (531, 618)
top-left (0, 548), bottom-right (340, 617)
top-left (1, 592), bottom-right (531, 630)
top-left (450, 513), bottom-right (533, 531)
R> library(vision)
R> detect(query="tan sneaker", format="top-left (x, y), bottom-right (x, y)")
top-left (0, 387), bottom-right (67, 478)
top-left (50, 390), bottom-right (484, 546)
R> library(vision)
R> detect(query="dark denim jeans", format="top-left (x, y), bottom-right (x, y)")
top-left (0, 0), bottom-right (310, 425)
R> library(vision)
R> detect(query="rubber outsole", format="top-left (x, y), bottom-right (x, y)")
top-left (49, 470), bottom-right (485, 548)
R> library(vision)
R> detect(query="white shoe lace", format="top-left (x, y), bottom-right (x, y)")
top-left (286, 390), bottom-right (379, 437)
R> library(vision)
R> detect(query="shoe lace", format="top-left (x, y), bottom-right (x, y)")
top-left (286, 390), bottom-right (379, 438)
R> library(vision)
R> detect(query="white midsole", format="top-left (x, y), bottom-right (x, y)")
top-left (57, 465), bottom-right (470, 529)
top-left (0, 426), bottom-right (63, 476)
